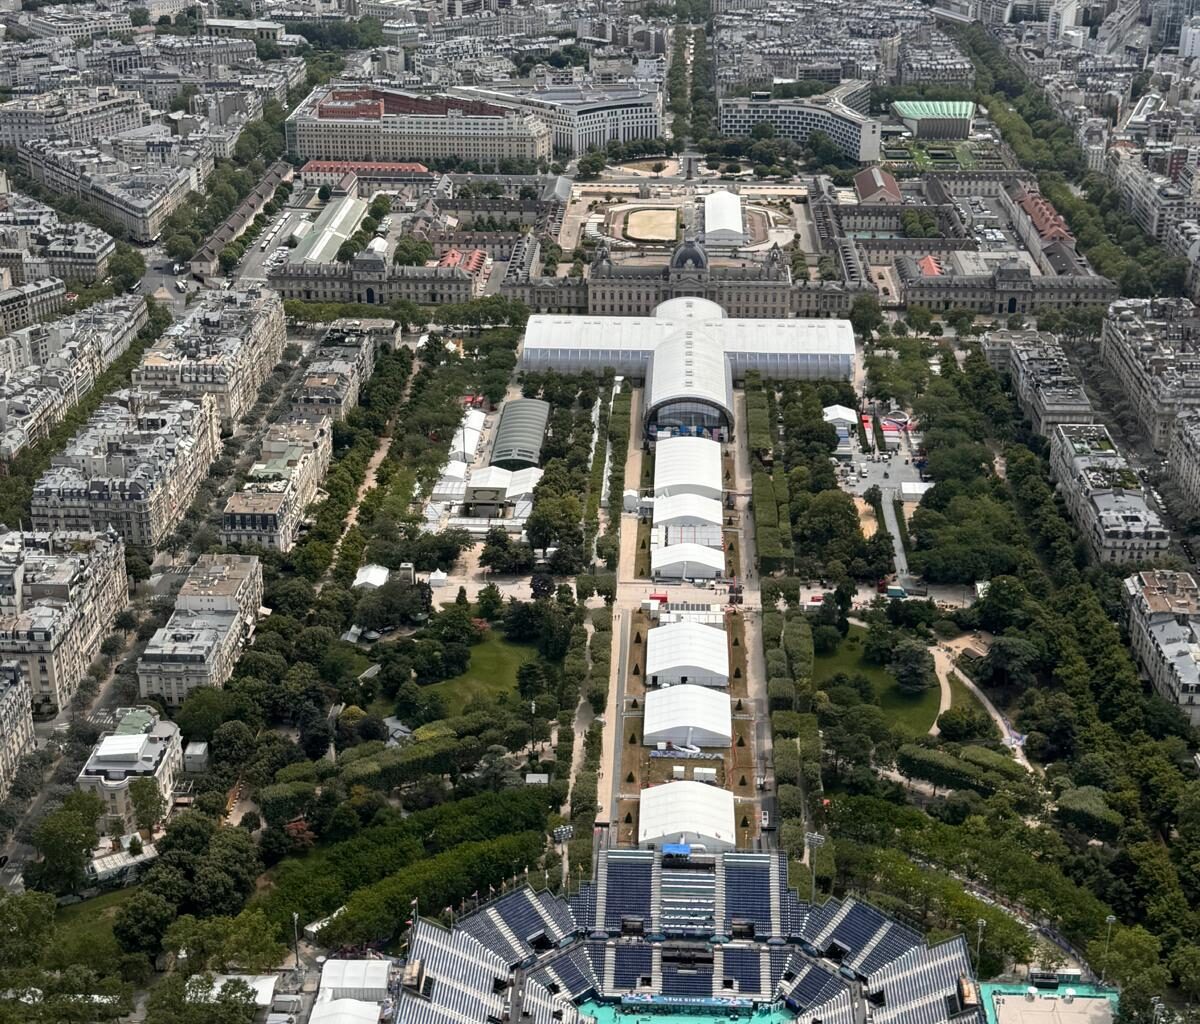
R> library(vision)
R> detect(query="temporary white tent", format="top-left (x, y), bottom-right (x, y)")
top-left (651, 542), bottom-right (725, 579)
top-left (643, 683), bottom-right (732, 747)
top-left (822, 404), bottom-right (857, 427)
top-left (653, 493), bottom-right (723, 529)
top-left (653, 436), bottom-right (723, 500)
top-left (352, 564), bottom-right (389, 589)
top-left (209, 975), bottom-right (277, 1008)
top-left (310, 997), bottom-right (385, 1024)
top-left (645, 619), bottom-right (728, 687)
top-left (448, 408), bottom-right (486, 462)
top-left (319, 959), bottom-right (390, 1002)
top-left (703, 189), bottom-right (745, 245)
top-left (638, 780), bottom-right (736, 852)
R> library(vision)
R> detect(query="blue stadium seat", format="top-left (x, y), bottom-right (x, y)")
top-left (723, 854), bottom-right (772, 935)
top-left (721, 945), bottom-right (761, 993)
top-left (661, 964), bottom-right (714, 998)
top-left (612, 944), bottom-right (653, 989)
top-left (603, 853), bottom-right (654, 931)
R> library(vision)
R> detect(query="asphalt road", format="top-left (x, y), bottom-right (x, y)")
top-left (842, 423), bottom-right (924, 583)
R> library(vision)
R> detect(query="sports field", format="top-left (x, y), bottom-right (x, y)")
top-left (625, 209), bottom-right (678, 242)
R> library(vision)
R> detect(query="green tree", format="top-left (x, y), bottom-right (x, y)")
top-left (166, 233), bottom-right (196, 262)
top-left (0, 890), bottom-right (56, 968)
top-left (476, 581), bottom-right (504, 620)
top-left (317, 185), bottom-right (332, 202)
top-left (27, 792), bottom-right (103, 894)
top-left (176, 688), bottom-right (235, 742)
top-left (210, 720), bottom-right (256, 770)
top-left (145, 973), bottom-right (257, 1024)
top-left (888, 638), bottom-right (936, 695)
top-left (108, 243), bottom-right (145, 292)
top-left (164, 910), bottom-right (286, 975)
top-left (850, 293), bottom-right (883, 337)
top-left (129, 777), bottom-right (166, 835)
top-left (100, 634), bottom-right (123, 662)
top-left (113, 890), bottom-right (176, 957)
top-left (1087, 926), bottom-right (1168, 993)
top-left (392, 237), bottom-right (433, 266)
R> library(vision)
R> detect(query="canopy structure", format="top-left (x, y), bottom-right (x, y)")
top-left (519, 301), bottom-right (855, 407)
top-left (645, 325), bottom-right (734, 440)
top-left (319, 960), bottom-right (389, 1002)
top-left (638, 780), bottom-right (736, 852)
top-left (645, 619), bottom-right (729, 687)
top-left (651, 542), bottom-right (725, 580)
top-left (703, 189), bottom-right (745, 245)
top-left (643, 683), bottom-right (732, 747)
top-left (652, 493), bottom-right (723, 529)
top-left (489, 398), bottom-right (549, 469)
top-left (653, 436), bottom-right (723, 500)
top-left (822, 404), bottom-right (857, 426)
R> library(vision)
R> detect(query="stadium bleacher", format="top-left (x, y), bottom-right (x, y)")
top-left (401, 850), bottom-right (979, 1024)
top-left (721, 944), bottom-right (762, 994)
top-left (722, 854), bottom-right (773, 936)
top-left (569, 883), bottom-right (597, 933)
top-left (781, 957), bottom-right (850, 1012)
top-left (661, 963), bottom-right (715, 998)
top-left (530, 944), bottom-right (599, 1000)
top-left (659, 867), bottom-right (716, 935)
top-left (611, 943), bottom-right (654, 990)
top-left (603, 851), bottom-right (655, 932)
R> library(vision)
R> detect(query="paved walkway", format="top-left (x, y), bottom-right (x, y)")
top-left (939, 636), bottom-right (1035, 774)
top-left (928, 646), bottom-right (955, 736)
top-left (878, 487), bottom-right (909, 577)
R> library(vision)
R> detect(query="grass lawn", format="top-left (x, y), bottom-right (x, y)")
top-left (54, 886), bottom-right (135, 967)
top-left (948, 670), bottom-right (999, 740)
top-left (813, 626), bottom-right (940, 736)
top-left (425, 630), bottom-right (537, 716)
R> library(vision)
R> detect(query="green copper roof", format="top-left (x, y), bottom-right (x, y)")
top-left (892, 100), bottom-right (976, 120)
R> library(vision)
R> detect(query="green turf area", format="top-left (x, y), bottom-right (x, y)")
top-left (812, 625), bottom-right (940, 736)
top-left (425, 630), bottom-right (537, 715)
top-left (907, 146), bottom-right (930, 170)
top-left (948, 668), bottom-right (999, 739)
top-left (53, 887), bottom-right (135, 968)
top-left (635, 520), bottom-right (651, 578)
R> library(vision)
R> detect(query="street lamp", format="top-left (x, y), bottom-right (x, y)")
top-left (1101, 914), bottom-right (1116, 986)
top-left (975, 919), bottom-right (987, 970)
